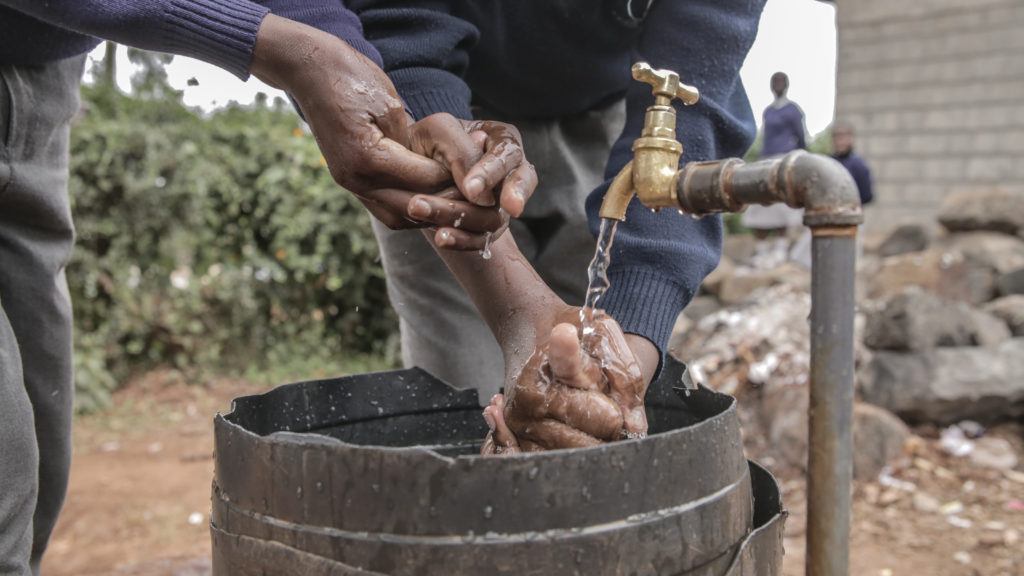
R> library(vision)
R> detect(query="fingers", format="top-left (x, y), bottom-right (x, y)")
top-left (433, 228), bottom-right (488, 251)
top-left (462, 122), bottom-right (532, 211)
top-left (409, 114), bottom-right (484, 191)
top-left (355, 138), bottom-right (452, 193)
top-left (356, 188), bottom-right (424, 230)
top-left (534, 386), bottom-right (624, 440)
top-left (481, 395), bottom-right (520, 456)
top-left (589, 315), bottom-right (644, 400)
top-left (372, 101), bottom-right (415, 150)
top-left (587, 314), bottom-right (649, 438)
top-left (548, 323), bottom-right (602, 391)
top-left (499, 161), bottom-right (538, 218)
top-left (508, 417), bottom-right (603, 451)
top-left (489, 395), bottom-right (520, 451)
top-left (406, 193), bottom-right (504, 233)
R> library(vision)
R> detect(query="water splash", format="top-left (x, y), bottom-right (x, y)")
top-left (580, 218), bottom-right (619, 335)
top-left (480, 231), bottom-right (493, 260)
top-left (480, 209), bottom-right (506, 260)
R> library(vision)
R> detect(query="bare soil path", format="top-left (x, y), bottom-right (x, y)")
top-left (42, 372), bottom-right (1023, 575)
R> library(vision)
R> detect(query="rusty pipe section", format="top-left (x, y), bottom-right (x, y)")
top-left (678, 149), bottom-right (862, 576)
top-left (676, 150), bottom-right (862, 227)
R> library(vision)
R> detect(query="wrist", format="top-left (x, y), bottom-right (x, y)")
top-left (624, 333), bottom-right (658, 387)
top-left (250, 14), bottom-right (335, 91)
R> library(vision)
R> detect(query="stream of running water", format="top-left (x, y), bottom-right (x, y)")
top-left (580, 218), bottom-right (619, 336)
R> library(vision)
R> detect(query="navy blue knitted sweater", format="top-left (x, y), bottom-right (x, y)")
top-left (0, 0), bottom-right (765, 357)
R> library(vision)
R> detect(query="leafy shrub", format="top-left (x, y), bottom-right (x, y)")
top-left (68, 85), bottom-right (397, 410)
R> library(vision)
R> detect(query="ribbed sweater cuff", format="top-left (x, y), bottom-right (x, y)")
top-left (389, 67), bottom-right (473, 120)
top-left (162, 0), bottom-right (270, 80)
top-left (601, 267), bottom-right (692, 379)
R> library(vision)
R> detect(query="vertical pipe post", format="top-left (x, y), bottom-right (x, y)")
top-left (805, 228), bottom-right (857, 576)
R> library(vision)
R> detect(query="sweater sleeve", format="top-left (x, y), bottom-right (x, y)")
top-left (258, 0), bottom-right (383, 68)
top-left (0, 0), bottom-right (381, 80)
top-left (348, 0), bottom-right (477, 120)
top-left (0, 0), bottom-right (270, 79)
top-left (587, 0), bottom-right (765, 361)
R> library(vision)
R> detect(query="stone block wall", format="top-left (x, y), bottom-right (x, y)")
top-left (834, 0), bottom-right (1024, 231)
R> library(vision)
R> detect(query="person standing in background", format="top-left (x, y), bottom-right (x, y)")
top-left (761, 71), bottom-right (806, 157)
top-left (831, 120), bottom-right (873, 205)
top-left (742, 71), bottom-right (808, 267)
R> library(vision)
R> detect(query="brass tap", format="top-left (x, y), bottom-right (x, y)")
top-left (599, 62), bottom-right (700, 220)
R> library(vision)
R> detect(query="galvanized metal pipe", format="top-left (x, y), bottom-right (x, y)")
top-left (806, 230), bottom-right (856, 576)
top-left (676, 150), bottom-right (862, 576)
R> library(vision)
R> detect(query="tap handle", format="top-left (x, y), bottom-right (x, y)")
top-left (631, 62), bottom-right (700, 106)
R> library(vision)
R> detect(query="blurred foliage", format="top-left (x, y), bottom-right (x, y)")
top-left (68, 78), bottom-right (397, 411)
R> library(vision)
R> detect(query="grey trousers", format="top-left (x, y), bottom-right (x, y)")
top-left (0, 56), bottom-right (84, 576)
top-left (372, 102), bottom-right (625, 399)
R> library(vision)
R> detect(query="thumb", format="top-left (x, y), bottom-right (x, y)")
top-left (548, 323), bottom-right (601, 391)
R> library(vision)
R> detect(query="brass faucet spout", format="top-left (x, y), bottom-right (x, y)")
top-left (597, 62), bottom-right (699, 220)
top-left (598, 161), bottom-right (635, 221)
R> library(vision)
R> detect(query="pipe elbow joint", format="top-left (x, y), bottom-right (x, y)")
top-left (779, 151), bottom-right (863, 228)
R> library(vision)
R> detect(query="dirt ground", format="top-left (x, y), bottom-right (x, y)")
top-left (42, 371), bottom-right (1023, 576)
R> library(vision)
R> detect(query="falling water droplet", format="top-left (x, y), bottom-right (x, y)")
top-left (480, 231), bottom-right (493, 260)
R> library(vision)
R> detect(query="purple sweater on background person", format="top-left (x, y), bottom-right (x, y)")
top-left (761, 100), bottom-right (806, 157)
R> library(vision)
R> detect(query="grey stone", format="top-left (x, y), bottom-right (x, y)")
top-left (717, 262), bottom-right (809, 306)
top-left (722, 233), bottom-right (756, 265)
top-left (913, 492), bottom-right (941, 513)
top-left (852, 403), bottom-right (911, 481)
top-left (943, 232), bottom-right (1024, 275)
top-left (761, 386), bottom-right (909, 479)
top-left (862, 339), bottom-right (1024, 424)
top-left (867, 248), bottom-right (996, 305)
top-left (997, 267), bottom-right (1024, 296)
top-left (667, 312), bottom-right (693, 357)
top-left (700, 256), bottom-right (734, 297)
top-left (863, 289), bottom-right (1010, 351)
top-left (938, 189), bottom-right (1024, 236)
top-left (878, 223), bottom-right (932, 257)
top-left (969, 437), bottom-right (1019, 471)
top-left (984, 295), bottom-right (1024, 336)
top-left (682, 295), bottom-right (721, 322)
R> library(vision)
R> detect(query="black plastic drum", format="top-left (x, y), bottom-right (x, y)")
top-left (211, 358), bottom-right (785, 575)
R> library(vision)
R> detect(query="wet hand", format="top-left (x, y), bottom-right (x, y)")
top-left (250, 15), bottom-right (481, 230)
top-left (481, 308), bottom-right (656, 454)
top-left (405, 113), bottom-right (536, 250)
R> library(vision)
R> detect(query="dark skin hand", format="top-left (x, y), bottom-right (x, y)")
top-left (481, 309), bottom-right (651, 454)
top-left (248, 15), bottom-right (649, 450)
top-left (249, 15), bottom-right (535, 247)
top-left (426, 232), bottom-right (659, 453)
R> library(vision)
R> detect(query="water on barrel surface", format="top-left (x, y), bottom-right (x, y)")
top-left (210, 360), bottom-right (785, 575)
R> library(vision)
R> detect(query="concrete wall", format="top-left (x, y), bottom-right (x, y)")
top-left (834, 0), bottom-right (1024, 231)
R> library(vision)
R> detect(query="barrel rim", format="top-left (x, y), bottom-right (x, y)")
top-left (214, 366), bottom-right (738, 461)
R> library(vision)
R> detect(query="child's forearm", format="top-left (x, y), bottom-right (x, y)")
top-left (423, 231), bottom-right (566, 369)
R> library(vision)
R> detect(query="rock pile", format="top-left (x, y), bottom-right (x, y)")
top-left (672, 191), bottom-right (1024, 478)
top-left (860, 193), bottom-right (1024, 425)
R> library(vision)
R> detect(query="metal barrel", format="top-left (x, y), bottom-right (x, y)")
top-left (210, 358), bottom-right (785, 575)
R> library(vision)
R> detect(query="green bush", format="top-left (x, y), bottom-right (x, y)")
top-left (68, 85), bottom-right (397, 410)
